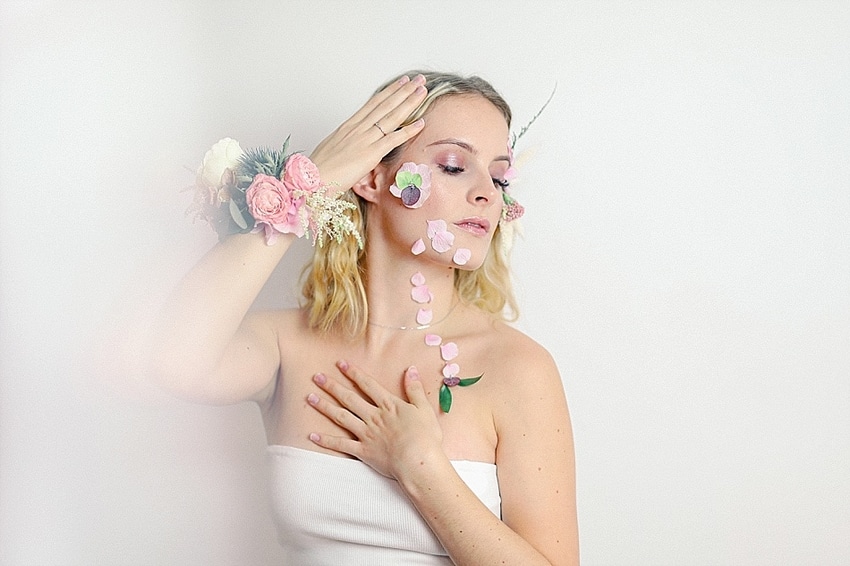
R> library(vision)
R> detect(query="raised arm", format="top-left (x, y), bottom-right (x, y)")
top-left (148, 75), bottom-right (428, 404)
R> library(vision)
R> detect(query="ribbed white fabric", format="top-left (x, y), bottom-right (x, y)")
top-left (266, 445), bottom-right (501, 565)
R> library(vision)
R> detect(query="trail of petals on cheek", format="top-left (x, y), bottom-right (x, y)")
top-left (452, 248), bottom-right (471, 266)
top-left (411, 238), bottom-right (426, 255)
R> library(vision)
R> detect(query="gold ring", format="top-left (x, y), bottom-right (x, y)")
top-left (374, 122), bottom-right (387, 136)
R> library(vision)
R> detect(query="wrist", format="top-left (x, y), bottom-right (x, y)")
top-left (394, 448), bottom-right (455, 499)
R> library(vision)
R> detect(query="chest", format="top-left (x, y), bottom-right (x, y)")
top-left (263, 333), bottom-right (499, 463)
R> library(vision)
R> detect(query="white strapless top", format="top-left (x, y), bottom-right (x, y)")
top-left (266, 445), bottom-right (501, 565)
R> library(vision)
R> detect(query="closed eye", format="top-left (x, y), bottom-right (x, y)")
top-left (439, 164), bottom-right (465, 175)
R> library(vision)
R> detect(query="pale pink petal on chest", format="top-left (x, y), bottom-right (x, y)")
top-left (440, 342), bottom-right (459, 361)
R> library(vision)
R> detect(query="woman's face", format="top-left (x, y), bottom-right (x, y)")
top-left (377, 94), bottom-right (511, 271)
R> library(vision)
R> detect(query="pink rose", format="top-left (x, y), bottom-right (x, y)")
top-left (283, 153), bottom-right (321, 192)
top-left (246, 174), bottom-right (305, 244)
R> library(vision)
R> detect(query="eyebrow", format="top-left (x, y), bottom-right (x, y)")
top-left (427, 138), bottom-right (511, 163)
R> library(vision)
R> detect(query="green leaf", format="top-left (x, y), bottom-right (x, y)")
top-left (396, 171), bottom-right (421, 189)
top-left (458, 374), bottom-right (483, 387)
top-left (229, 199), bottom-right (248, 229)
top-left (439, 383), bottom-right (452, 413)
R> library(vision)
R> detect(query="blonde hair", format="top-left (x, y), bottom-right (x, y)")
top-left (302, 70), bottom-right (518, 336)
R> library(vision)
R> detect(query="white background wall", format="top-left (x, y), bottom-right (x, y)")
top-left (1, 1), bottom-right (847, 564)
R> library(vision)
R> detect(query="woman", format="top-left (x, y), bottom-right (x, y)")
top-left (154, 71), bottom-right (578, 565)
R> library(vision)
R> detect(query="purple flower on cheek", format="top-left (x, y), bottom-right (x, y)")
top-left (390, 162), bottom-right (432, 208)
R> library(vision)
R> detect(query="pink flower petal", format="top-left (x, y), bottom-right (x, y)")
top-left (416, 308), bottom-right (433, 325)
top-left (425, 334), bottom-right (442, 346)
top-left (427, 219), bottom-right (447, 239)
top-left (442, 363), bottom-right (460, 378)
top-left (440, 342), bottom-right (459, 361)
top-left (452, 248), bottom-right (471, 266)
top-left (431, 229), bottom-right (455, 253)
top-left (410, 272), bottom-right (426, 286)
top-left (411, 285), bottom-right (432, 304)
top-left (411, 239), bottom-right (426, 255)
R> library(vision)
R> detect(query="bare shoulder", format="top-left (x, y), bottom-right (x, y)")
top-left (482, 320), bottom-right (561, 390)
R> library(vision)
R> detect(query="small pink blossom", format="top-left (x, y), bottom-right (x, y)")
top-left (426, 219), bottom-right (455, 253)
top-left (440, 342), bottom-right (459, 361)
top-left (410, 272), bottom-right (426, 286)
top-left (246, 174), bottom-right (305, 244)
top-left (442, 364), bottom-right (460, 378)
top-left (442, 376), bottom-right (461, 387)
top-left (411, 238), bottom-right (426, 255)
top-left (282, 153), bottom-right (321, 192)
top-left (416, 308), bottom-right (433, 326)
top-left (425, 334), bottom-right (442, 346)
top-left (452, 248), bottom-right (471, 266)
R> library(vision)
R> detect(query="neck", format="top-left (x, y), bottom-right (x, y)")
top-left (362, 246), bottom-right (458, 335)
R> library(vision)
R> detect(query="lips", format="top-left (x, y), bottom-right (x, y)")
top-left (453, 217), bottom-right (491, 236)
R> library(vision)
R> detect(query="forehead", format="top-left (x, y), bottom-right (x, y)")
top-left (410, 95), bottom-right (510, 158)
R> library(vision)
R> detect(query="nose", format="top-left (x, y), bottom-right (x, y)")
top-left (468, 172), bottom-right (498, 206)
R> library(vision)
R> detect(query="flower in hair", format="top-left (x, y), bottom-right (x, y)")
top-left (390, 162), bottom-right (431, 208)
top-left (501, 191), bottom-right (524, 223)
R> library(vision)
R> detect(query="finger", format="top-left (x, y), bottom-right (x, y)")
top-left (313, 372), bottom-right (374, 419)
top-left (376, 118), bottom-right (425, 153)
top-left (307, 392), bottom-right (368, 438)
top-left (347, 74), bottom-right (414, 126)
top-left (308, 432), bottom-right (363, 460)
top-left (366, 81), bottom-right (427, 134)
top-left (403, 366), bottom-right (430, 408)
top-left (372, 83), bottom-right (428, 131)
top-left (336, 360), bottom-right (393, 407)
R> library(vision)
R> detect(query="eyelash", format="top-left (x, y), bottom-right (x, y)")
top-left (439, 164), bottom-right (510, 189)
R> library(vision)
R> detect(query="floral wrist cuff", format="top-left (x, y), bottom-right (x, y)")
top-left (188, 137), bottom-right (362, 248)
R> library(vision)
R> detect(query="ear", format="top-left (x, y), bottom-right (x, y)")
top-left (352, 163), bottom-right (393, 204)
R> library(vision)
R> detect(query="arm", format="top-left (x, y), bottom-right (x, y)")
top-left (308, 355), bottom-right (578, 565)
top-left (148, 75), bottom-right (428, 404)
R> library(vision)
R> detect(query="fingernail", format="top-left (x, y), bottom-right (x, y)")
top-left (313, 373), bottom-right (326, 385)
top-left (414, 85), bottom-right (426, 95)
top-left (414, 74), bottom-right (426, 84)
top-left (337, 360), bottom-right (349, 371)
top-left (307, 393), bottom-right (319, 405)
top-left (408, 366), bottom-right (420, 380)
top-left (309, 432), bottom-right (320, 442)
top-left (397, 75), bottom-right (410, 85)
top-left (413, 118), bottom-right (425, 128)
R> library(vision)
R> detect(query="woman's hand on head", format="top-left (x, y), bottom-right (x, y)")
top-left (306, 360), bottom-right (444, 479)
top-left (309, 74), bottom-right (427, 193)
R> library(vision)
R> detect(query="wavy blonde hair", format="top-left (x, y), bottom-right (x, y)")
top-left (301, 70), bottom-right (518, 336)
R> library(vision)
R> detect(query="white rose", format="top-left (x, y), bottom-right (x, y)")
top-left (197, 138), bottom-right (244, 188)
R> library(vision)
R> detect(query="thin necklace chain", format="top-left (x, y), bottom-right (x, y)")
top-left (367, 301), bottom-right (459, 331)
